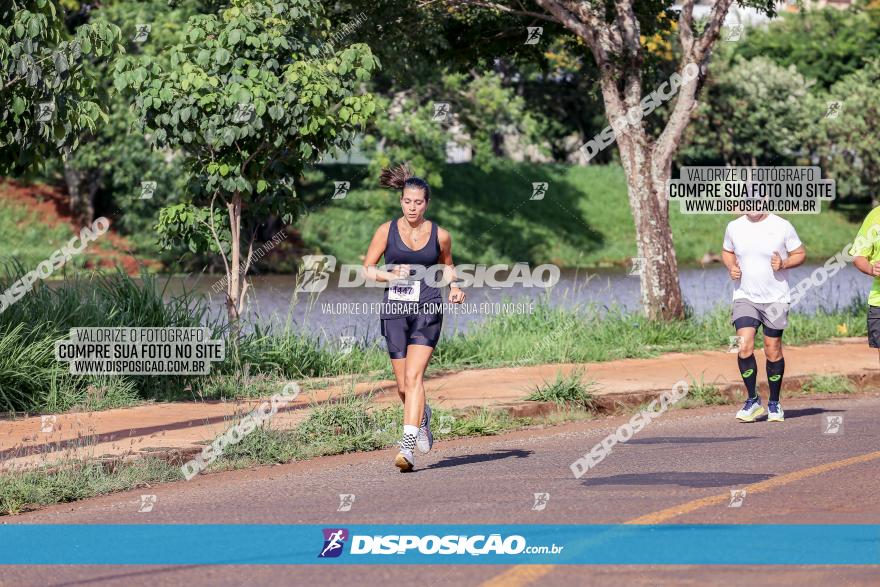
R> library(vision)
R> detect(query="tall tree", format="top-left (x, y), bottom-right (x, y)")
top-left (0, 0), bottom-right (122, 176)
top-left (115, 0), bottom-right (377, 328)
top-left (439, 0), bottom-right (776, 320)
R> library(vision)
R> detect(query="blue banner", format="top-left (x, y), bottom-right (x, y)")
top-left (0, 524), bottom-right (877, 565)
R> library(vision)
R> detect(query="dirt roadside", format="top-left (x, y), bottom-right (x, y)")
top-left (1, 338), bottom-right (876, 471)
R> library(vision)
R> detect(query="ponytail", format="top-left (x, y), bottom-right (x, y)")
top-left (379, 162), bottom-right (431, 200)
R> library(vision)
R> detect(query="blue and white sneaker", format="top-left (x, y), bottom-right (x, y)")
top-left (416, 404), bottom-right (433, 453)
top-left (767, 401), bottom-right (784, 422)
top-left (736, 397), bottom-right (765, 422)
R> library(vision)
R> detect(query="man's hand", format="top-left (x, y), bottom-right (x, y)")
top-left (728, 260), bottom-right (742, 280)
top-left (771, 251), bottom-right (785, 271)
top-left (872, 262), bottom-right (880, 277)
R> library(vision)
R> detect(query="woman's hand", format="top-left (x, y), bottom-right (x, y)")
top-left (449, 286), bottom-right (466, 303)
top-left (391, 264), bottom-right (411, 281)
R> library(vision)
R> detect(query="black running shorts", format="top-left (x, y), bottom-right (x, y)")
top-left (381, 312), bottom-right (443, 359)
top-left (868, 305), bottom-right (880, 348)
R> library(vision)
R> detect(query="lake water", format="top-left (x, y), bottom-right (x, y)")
top-left (164, 263), bottom-right (871, 344)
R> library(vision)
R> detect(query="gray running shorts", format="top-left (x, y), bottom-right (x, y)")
top-left (731, 298), bottom-right (789, 337)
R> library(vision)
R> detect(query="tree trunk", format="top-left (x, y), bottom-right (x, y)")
top-left (226, 192), bottom-right (242, 332)
top-left (62, 149), bottom-right (98, 226)
top-left (618, 140), bottom-right (686, 320)
top-left (62, 156), bottom-right (85, 225)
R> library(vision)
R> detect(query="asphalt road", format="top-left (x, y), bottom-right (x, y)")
top-left (4, 393), bottom-right (879, 586)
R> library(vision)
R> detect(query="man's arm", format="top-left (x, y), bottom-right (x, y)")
top-left (773, 245), bottom-right (806, 271)
top-left (722, 249), bottom-right (741, 280)
top-left (854, 256), bottom-right (880, 277)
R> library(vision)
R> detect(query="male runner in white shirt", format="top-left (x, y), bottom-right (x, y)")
top-left (722, 211), bottom-right (806, 422)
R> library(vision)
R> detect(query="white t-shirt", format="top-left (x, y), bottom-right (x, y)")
top-left (722, 214), bottom-right (803, 303)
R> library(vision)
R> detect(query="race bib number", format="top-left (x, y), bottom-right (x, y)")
top-left (389, 279), bottom-right (420, 301)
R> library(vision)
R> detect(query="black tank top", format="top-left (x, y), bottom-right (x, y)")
top-left (381, 218), bottom-right (442, 318)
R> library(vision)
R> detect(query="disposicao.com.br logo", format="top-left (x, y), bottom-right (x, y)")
top-left (318, 528), bottom-right (563, 558)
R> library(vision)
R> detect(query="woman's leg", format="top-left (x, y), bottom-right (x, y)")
top-left (402, 344), bottom-right (435, 427)
top-left (390, 358), bottom-right (407, 403)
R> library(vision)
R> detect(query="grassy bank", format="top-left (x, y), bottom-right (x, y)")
top-left (296, 162), bottom-right (863, 268)
top-left (3, 164), bottom-right (864, 273)
top-left (0, 199), bottom-right (80, 270)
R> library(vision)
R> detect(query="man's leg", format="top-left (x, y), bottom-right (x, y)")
top-left (733, 320), bottom-right (765, 422)
top-left (764, 332), bottom-right (786, 421)
top-left (764, 334), bottom-right (784, 402)
top-left (736, 326), bottom-right (758, 399)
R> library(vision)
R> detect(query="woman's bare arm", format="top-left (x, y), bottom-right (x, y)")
top-left (362, 222), bottom-right (403, 283)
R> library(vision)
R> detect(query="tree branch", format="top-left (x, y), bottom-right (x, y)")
top-left (694, 0), bottom-right (735, 60)
top-left (440, 0), bottom-right (558, 22)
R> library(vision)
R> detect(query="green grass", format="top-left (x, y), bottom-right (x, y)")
top-left (0, 457), bottom-right (180, 516)
top-left (675, 374), bottom-right (731, 409)
top-left (0, 266), bottom-right (215, 412)
top-left (295, 162), bottom-right (863, 268)
top-left (0, 394), bottom-right (581, 515)
top-left (524, 368), bottom-right (598, 410)
top-left (0, 199), bottom-right (79, 270)
top-left (800, 374), bottom-right (856, 395)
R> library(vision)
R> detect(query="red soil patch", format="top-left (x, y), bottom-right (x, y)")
top-left (0, 178), bottom-right (161, 274)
